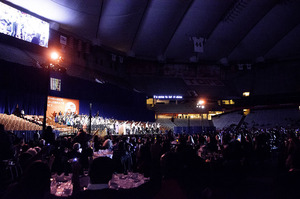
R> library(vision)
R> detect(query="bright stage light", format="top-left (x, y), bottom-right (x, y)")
top-left (50, 52), bottom-right (59, 60)
top-left (196, 99), bottom-right (205, 109)
top-left (198, 100), bottom-right (205, 105)
top-left (243, 92), bottom-right (250, 97)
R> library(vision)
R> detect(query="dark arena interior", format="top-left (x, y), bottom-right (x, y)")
top-left (0, 0), bottom-right (300, 198)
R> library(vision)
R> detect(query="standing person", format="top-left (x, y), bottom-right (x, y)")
top-left (73, 129), bottom-right (91, 150)
top-left (42, 126), bottom-right (55, 145)
top-left (11, 16), bottom-right (18, 37)
top-left (73, 129), bottom-right (92, 170)
top-left (113, 140), bottom-right (130, 174)
top-left (12, 104), bottom-right (21, 117)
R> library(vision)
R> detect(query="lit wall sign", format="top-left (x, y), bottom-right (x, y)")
top-left (153, 95), bottom-right (183, 99)
top-left (50, 77), bottom-right (61, 91)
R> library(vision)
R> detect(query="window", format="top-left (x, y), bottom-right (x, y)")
top-left (146, 98), bottom-right (153, 105)
top-left (243, 109), bottom-right (250, 116)
top-left (222, 100), bottom-right (230, 105)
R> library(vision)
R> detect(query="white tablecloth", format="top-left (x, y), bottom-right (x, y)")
top-left (93, 150), bottom-right (113, 159)
top-left (109, 172), bottom-right (150, 190)
top-left (50, 173), bottom-right (73, 197)
top-left (80, 172), bottom-right (149, 190)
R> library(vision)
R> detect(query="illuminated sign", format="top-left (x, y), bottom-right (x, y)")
top-left (153, 95), bottom-right (183, 99)
top-left (50, 78), bottom-right (61, 91)
top-left (0, 2), bottom-right (49, 47)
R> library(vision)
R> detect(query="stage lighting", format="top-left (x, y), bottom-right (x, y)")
top-left (196, 100), bottom-right (205, 109)
top-left (198, 100), bottom-right (205, 105)
top-left (43, 51), bottom-right (65, 72)
top-left (51, 52), bottom-right (59, 60)
top-left (243, 92), bottom-right (250, 97)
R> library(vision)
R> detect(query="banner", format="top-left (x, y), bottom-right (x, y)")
top-left (47, 96), bottom-right (79, 117)
top-left (192, 37), bottom-right (205, 53)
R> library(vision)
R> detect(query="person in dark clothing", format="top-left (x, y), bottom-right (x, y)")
top-left (73, 157), bottom-right (118, 199)
top-left (3, 161), bottom-right (51, 199)
top-left (137, 138), bottom-right (152, 177)
top-left (155, 151), bottom-right (187, 199)
top-left (11, 21), bottom-right (18, 37)
top-left (12, 104), bottom-right (21, 117)
top-left (67, 143), bottom-right (82, 160)
top-left (0, 124), bottom-right (15, 193)
top-left (93, 135), bottom-right (101, 151)
top-left (73, 156), bottom-right (158, 199)
top-left (73, 129), bottom-right (91, 150)
top-left (31, 33), bottom-right (41, 45)
top-left (0, 124), bottom-right (14, 161)
top-left (42, 126), bottom-right (55, 145)
top-left (113, 141), bottom-right (132, 174)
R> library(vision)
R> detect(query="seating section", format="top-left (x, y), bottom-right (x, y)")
top-left (156, 118), bottom-right (213, 131)
top-left (212, 111), bottom-right (244, 130)
top-left (244, 108), bottom-right (300, 128)
top-left (190, 118), bottom-right (211, 127)
top-left (212, 108), bottom-right (300, 130)
top-left (174, 118), bottom-right (189, 127)
top-left (0, 114), bottom-right (42, 131)
top-left (153, 103), bottom-right (196, 114)
top-left (156, 118), bottom-right (176, 130)
top-left (24, 115), bottom-right (43, 125)
top-left (0, 114), bottom-right (73, 134)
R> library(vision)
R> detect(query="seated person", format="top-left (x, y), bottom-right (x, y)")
top-left (67, 143), bottom-right (82, 159)
top-left (73, 157), bottom-right (117, 199)
top-left (0, 124), bottom-right (14, 161)
top-left (3, 161), bottom-right (51, 199)
top-left (73, 157), bottom-right (157, 199)
top-left (102, 138), bottom-right (113, 150)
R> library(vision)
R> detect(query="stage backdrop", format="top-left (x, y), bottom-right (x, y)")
top-left (0, 59), bottom-right (155, 122)
top-left (47, 96), bottom-right (79, 117)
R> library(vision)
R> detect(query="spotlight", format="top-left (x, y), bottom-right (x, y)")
top-left (198, 100), bottom-right (205, 105)
top-left (243, 92), bottom-right (250, 97)
top-left (196, 99), bottom-right (206, 109)
top-left (44, 51), bottom-right (65, 73)
top-left (50, 52), bottom-right (59, 60)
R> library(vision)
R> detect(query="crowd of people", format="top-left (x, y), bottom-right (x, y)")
top-left (53, 111), bottom-right (161, 135)
top-left (1, 123), bottom-right (300, 199)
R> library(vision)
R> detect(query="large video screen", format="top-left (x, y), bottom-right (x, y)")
top-left (47, 96), bottom-right (79, 118)
top-left (0, 2), bottom-right (49, 47)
